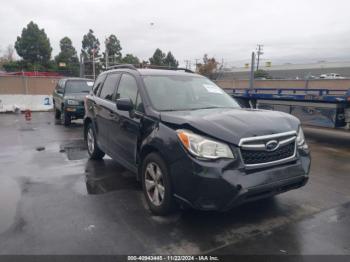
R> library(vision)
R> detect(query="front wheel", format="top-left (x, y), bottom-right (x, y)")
top-left (61, 109), bottom-right (71, 126)
top-left (142, 153), bottom-right (176, 215)
top-left (86, 123), bottom-right (105, 160)
top-left (54, 108), bottom-right (61, 120)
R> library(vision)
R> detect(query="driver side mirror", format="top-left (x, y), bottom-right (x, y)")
top-left (116, 98), bottom-right (134, 111)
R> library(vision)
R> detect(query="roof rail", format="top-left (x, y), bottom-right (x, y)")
top-left (105, 64), bottom-right (137, 70)
top-left (140, 64), bottom-right (194, 73)
top-left (105, 63), bottom-right (194, 73)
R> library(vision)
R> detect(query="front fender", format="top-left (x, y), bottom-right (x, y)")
top-left (138, 122), bottom-right (185, 179)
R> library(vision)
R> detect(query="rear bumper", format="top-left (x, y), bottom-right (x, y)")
top-left (170, 148), bottom-right (310, 211)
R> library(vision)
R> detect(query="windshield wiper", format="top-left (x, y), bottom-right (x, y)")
top-left (193, 106), bottom-right (237, 110)
top-left (191, 106), bottom-right (221, 110)
top-left (161, 107), bottom-right (235, 112)
top-left (160, 109), bottom-right (187, 112)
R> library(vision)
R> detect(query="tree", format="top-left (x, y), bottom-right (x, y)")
top-left (81, 29), bottom-right (100, 60)
top-left (254, 69), bottom-right (271, 79)
top-left (0, 59), bottom-right (24, 72)
top-left (81, 29), bottom-right (100, 77)
top-left (14, 21), bottom-right (52, 66)
top-left (4, 45), bottom-right (15, 61)
top-left (0, 45), bottom-right (15, 70)
top-left (197, 54), bottom-right (218, 79)
top-left (149, 48), bottom-right (166, 66)
top-left (163, 52), bottom-right (178, 68)
top-left (104, 34), bottom-right (122, 64)
top-left (55, 37), bottom-right (79, 76)
top-left (149, 48), bottom-right (179, 67)
top-left (122, 54), bottom-right (140, 64)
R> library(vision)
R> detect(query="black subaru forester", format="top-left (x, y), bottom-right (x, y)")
top-left (84, 65), bottom-right (310, 215)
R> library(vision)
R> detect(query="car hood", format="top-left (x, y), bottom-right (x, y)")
top-left (160, 108), bottom-right (300, 145)
top-left (64, 93), bottom-right (88, 101)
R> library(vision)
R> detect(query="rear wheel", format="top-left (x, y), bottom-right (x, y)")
top-left (86, 123), bottom-right (105, 160)
top-left (142, 153), bottom-right (176, 215)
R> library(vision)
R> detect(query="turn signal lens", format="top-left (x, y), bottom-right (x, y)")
top-left (177, 131), bottom-right (190, 149)
top-left (176, 129), bottom-right (235, 160)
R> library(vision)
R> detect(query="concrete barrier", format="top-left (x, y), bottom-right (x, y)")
top-left (0, 95), bottom-right (53, 112)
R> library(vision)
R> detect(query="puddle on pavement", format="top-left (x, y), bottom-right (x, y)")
top-left (0, 177), bottom-right (21, 234)
top-left (60, 140), bottom-right (140, 195)
top-left (60, 139), bottom-right (88, 160)
top-left (84, 159), bottom-right (140, 194)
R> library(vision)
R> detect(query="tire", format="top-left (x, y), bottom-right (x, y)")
top-left (54, 108), bottom-right (61, 120)
top-left (61, 109), bottom-right (71, 126)
top-left (86, 123), bottom-right (105, 160)
top-left (142, 153), bottom-right (176, 215)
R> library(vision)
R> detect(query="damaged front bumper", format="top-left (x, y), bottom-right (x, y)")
top-left (169, 147), bottom-right (310, 211)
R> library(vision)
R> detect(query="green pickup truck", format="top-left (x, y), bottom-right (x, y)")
top-left (52, 78), bottom-right (94, 126)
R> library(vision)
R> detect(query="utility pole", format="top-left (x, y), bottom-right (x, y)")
top-left (249, 52), bottom-right (255, 90)
top-left (256, 44), bottom-right (263, 71)
top-left (105, 37), bottom-right (109, 69)
top-left (249, 52), bottom-right (256, 109)
top-left (92, 49), bottom-right (96, 80)
top-left (194, 58), bottom-right (200, 72)
top-left (184, 60), bottom-right (190, 69)
top-left (79, 54), bottom-right (84, 78)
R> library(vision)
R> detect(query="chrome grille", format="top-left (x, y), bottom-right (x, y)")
top-left (239, 131), bottom-right (297, 169)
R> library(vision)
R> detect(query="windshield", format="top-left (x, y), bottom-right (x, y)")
top-left (65, 80), bottom-right (94, 93)
top-left (142, 75), bottom-right (240, 111)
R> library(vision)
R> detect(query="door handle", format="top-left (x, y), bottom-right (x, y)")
top-left (109, 111), bottom-right (119, 121)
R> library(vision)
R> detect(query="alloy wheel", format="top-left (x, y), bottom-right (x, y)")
top-left (87, 128), bottom-right (95, 154)
top-left (145, 162), bottom-right (165, 206)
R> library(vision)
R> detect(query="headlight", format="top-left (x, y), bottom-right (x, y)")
top-left (67, 99), bottom-right (79, 105)
top-left (176, 129), bottom-right (235, 160)
top-left (296, 126), bottom-right (308, 149)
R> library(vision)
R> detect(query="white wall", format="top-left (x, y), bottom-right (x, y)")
top-left (0, 95), bottom-right (53, 112)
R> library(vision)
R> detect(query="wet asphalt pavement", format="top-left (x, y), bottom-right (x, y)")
top-left (0, 112), bottom-right (349, 255)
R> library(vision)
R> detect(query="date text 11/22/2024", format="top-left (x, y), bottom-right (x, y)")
top-left (127, 255), bottom-right (219, 261)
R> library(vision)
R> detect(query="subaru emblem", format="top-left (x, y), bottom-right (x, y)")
top-left (265, 140), bottom-right (279, 151)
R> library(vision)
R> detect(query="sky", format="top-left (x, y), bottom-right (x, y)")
top-left (0, 0), bottom-right (350, 68)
